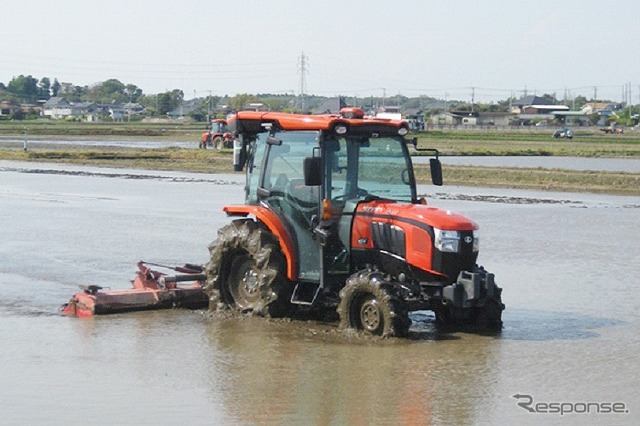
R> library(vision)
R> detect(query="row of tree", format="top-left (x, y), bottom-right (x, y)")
top-left (0, 75), bottom-right (188, 116)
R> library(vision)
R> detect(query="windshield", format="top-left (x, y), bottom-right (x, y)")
top-left (327, 136), bottom-right (414, 203)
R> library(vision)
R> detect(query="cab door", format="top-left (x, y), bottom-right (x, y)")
top-left (258, 132), bottom-right (321, 282)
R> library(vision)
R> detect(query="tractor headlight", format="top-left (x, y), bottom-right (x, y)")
top-left (434, 228), bottom-right (460, 253)
top-left (473, 233), bottom-right (479, 252)
top-left (334, 124), bottom-right (348, 135)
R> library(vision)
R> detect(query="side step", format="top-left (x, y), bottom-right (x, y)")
top-left (290, 282), bottom-right (321, 306)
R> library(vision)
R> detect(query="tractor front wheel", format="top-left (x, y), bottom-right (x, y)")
top-left (337, 270), bottom-right (410, 338)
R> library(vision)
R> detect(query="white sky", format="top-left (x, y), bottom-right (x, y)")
top-left (2, 0), bottom-right (639, 102)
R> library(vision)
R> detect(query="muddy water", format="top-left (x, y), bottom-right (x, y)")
top-left (1, 160), bottom-right (639, 425)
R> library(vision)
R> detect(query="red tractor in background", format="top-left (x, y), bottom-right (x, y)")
top-left (204, 109), bottom-right (504, 337)
top-left (599, 123), bottom-right (624, 134)
top-left (200, 118), bottom-right (234, 149)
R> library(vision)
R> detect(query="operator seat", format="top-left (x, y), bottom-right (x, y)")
top-left (271, 173), bottom-right (289, 196)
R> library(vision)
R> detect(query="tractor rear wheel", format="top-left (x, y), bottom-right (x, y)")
top-left (337, 270), bottom-right (411, 338)
top-left (226, 254), bottom-right (264, 311)
top-left (204, 219), bottom-right (293, 318)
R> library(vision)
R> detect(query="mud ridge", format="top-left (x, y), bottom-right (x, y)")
top-left (0, 166), bottom-right (242, 185)
top-left (430, 192), bottom-right (583, 205)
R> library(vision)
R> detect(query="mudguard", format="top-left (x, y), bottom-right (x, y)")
top-left (223, 205), bottom-right (298, 281)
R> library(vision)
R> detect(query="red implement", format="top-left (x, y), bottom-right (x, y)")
top-left (61, 261), bottom-right (209, 317)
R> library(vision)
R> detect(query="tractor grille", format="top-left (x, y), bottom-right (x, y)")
top-left (370, 222), bottom-right (406, 258)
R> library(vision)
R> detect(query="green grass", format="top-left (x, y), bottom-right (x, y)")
top-left (422, 165), bottom-right (640, 196)
top-left (414, 130), bottom-right (640, 158)
top-left (0, 147), bottom-right (234, 173)
top-left (0, 120), bottom-right (204, 141)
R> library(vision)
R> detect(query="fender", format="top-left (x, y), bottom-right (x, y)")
top-left (223, 205), bottom-right (298, 281)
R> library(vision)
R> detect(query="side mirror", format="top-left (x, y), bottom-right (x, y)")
top-left (304, 157), bottom-right (322, 186)
top-left (430, 158), bottom-right (443, 186)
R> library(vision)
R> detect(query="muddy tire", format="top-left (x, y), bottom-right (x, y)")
top-left (204, 219), bottom-right (293, 318)
top-left (337, 270), bottom-right (411, 338)
top-left (212, 136), bottom-right (223, 150)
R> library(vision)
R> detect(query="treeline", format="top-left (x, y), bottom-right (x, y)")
top-left (0, 75), bottom-right (188, 116)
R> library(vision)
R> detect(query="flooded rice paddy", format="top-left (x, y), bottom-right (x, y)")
top-left (1, 160), bottom-right (639, 425)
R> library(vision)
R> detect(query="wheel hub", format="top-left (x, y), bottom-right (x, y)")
top-left (241, 269), bottom-right (260, 295)
top-left (360, 298), bottom-right (381, 333)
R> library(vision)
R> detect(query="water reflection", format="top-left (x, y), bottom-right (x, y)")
top-left (201, 313), bottom-right (504, 425)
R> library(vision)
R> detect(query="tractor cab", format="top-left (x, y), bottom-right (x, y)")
top-left (210, 119), bottom-right (228, 134)
top-left (232, 110), bottom-right (441, 303)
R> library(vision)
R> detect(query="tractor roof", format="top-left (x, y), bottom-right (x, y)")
top-left (227, 109), bottom-right (409, 138)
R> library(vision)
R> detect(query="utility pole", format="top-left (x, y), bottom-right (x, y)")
top-left (297, 52), bottom-right (308, 111)
top-left (471, 87), bottom-right (475, 113)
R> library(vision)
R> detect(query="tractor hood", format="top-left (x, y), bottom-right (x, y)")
top-left (356, 200), bottom-right (478, 231)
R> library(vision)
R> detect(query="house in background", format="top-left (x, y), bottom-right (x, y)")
top-left (42, 97), bottom-right (89, 119)
top-left (510, 95), bottom-right (569, 115)
top-left (42, 97), bottom-right (72, 118)
top-left (108, 104), bottom-right (125, 121)
top-left (0, 100), bottom-right (18, 117)
top-left (580, 102), bottom-right (625, 125)
top-left (428, 111), bottom-right (478, 126)
top-left (477, 111), bottom-right (512, 126)
top-left (510, 95), bottom-right (569, 125)
top-left (123, 102), bottom-right (146, 117)
top-left (167, 98), bottom-right (204, 119)
top-left (580, 102), bottom-right (610, 115)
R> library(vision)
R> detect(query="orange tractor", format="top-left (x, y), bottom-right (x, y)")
top-left (200, 118), bottom-right (233, 149)
top-left (204, 109), bottom-right (504, 336)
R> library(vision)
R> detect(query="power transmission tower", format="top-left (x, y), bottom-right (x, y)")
top-left (297, 52), bottom-right (308, 111)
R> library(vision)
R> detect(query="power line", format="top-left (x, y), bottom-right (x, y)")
top-left (297, 52), bottom-right (308, 110)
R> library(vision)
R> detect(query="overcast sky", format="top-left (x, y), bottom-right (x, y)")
top-left (3, 0), bottom-right (638, 102)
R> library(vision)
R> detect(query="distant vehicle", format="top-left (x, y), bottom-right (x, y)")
top-left (200, 118), bottom-right (234, 149)
top-left (600, 123), bottom-right (624, 134)
top-left (553, 127), bottom-right (573, 139)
